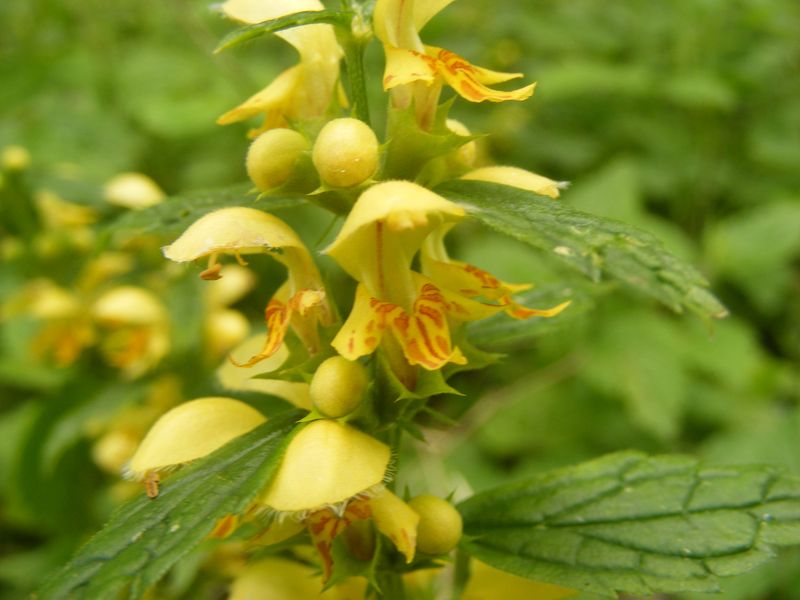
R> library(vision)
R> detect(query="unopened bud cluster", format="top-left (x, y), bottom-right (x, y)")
top-left (246, 118), bottom-right (379, 194)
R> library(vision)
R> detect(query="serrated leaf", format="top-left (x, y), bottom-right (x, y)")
top-left (38, 410), bottom-right (303, 600)
top-left (458, 451), bottom-right (800, 596)
top-left (215, 10), bottom-right (352, 53)
top-left (106, 184), bottom-right (305, 239)
top-left (436, 180), bottom-right (728, 320)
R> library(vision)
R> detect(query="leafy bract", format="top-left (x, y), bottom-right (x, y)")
top-left (459, 451), bottom-right (800, 597)
top-left (436, 180), bottom-right (728, 320)
top-left (38, 410), bottom-right (303, 600)
top-left (215, 10), bottom-right (352, 54)
top-left (106, 184), bottom-right (304, 239)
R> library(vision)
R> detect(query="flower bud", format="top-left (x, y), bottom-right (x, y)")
top-left (408, 494), bottom-right (463, 555)
top-left (309, 356), bottom-right (367, 418)
top-left (246, 128), bottom-right (309, 192)
top-left (312, 118), bottom-right (379, 188)
top-left (104, 173), bottom-right (165, 210)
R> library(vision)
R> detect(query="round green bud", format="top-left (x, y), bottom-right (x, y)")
top-left (312, 118), bottom-right (379, 188)
top-left (246, 129), bottom-right (309, 192)
top-left (310, 356), bottom-right (368, 418)
top-left (408, 494), bottom-right (463, 555)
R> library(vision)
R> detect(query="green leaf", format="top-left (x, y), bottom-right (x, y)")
top-left (106, 184), bottom-right (305, 239)
top-left (38, 410), bottom-right (303, 600)
top-left (458, 451), bottom-right (800, 596)
top-left (215, 10), bottom-right (352, 54)
top-left (436, 180), bottom-right (728, 320)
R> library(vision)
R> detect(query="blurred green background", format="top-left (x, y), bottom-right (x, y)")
top-left (1, 0), bottom-right (799, 598)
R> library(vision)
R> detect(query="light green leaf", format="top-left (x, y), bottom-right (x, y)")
top-left (38, 410), bottom-right (303, 600)
top-left (436, 180), bottom-right (728, 320)
top-left (215, 10), bottom-right (352, 54)
top-left (106, 184), bottom-right (305, 239)
top-left (458, 451), bottom-right (800, 596)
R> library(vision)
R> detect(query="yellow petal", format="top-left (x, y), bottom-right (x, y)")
top-left (369, 488), bottom-right (419, 563)
top-left (391, 279), bottom-right (466, 369)
top-left (259, 420), bottom-right (390, 512)
top-left (430, 47), bottom-right (536, 103)
top-left (332, 283), bottom-right (396, 360)
top-left (382, 46), bottom-right (437, 90)
top-left (462, 166), bottom-right (566, 199)
top-left (233, 287), bottom-right (327, 367)
top-left (205, 308), bottom-right (250, 358)
top-left (228, 557), bottom-right (322, 600)
top-left (162, 207), bottom-right (305, 262)
top-left (127, 397), bottom-right (266, 478)
top-left (217, 334), bottom-right (313, 410)
top-left (413, 0), bottom-right (456, 31)
top-left (499, 297), bottom-right (572, 320)
top-left (104, 172), bottom-right (165, 209)
top-left (422, 257), bottom-right (532, 301)
top-left (221, 0), bottom-right (324, 24)
top-left (204, 264), bottom-right (256, 307)
top-left (217, 66), bottom-right (300, 126)
top-left (463, 560), bottom-right (577, 600)
top-left (306, 500), bottom-right (372, 581)
top-left (92, 286), bottom-right (166, 326)
top-left (325, 181), bottom-right (464, 283)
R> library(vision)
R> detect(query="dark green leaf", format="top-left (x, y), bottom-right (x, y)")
top-left (105, 184), bottom-right (305, 239)
top-left (38, 410), bottom-right (303, 600)
top-left (436, 180), bottom-right (728, 320)
top-left (459, 451), bottom-right (800, 596)
top-left (215, 10), bottom-right (352, 54)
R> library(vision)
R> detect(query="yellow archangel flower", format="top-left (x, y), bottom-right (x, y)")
top-left (217, 0), bottom-right (345, 137)
top-left (373, 0), bottom-right (535, 127)
top-left (326, 181), bottom-right (483, 372)
top-left (163, 207), bottom-right (332, 366)
top-left (255, 419), bottom-right (420, 581)
top-left (91, 286), bottom-right (171, 379)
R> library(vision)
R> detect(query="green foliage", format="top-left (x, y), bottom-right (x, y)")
top-left (38, 411), bottom-right (302, 600)
top-left (438, 179), bottom-right (728, 320)
top-left (107, 184), bottom-right (305, 240)
top-left (459, 451), bottom-right (800, 596)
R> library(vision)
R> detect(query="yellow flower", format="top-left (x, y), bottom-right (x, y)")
top-left (163, 207), bottom-right (332, 365)
top-left (104, 172), bottom-right (165, 210)
top-left (374, 0), bottom-right (535, 127)
top-left (255, 419), bottom-right (419, 580)
top-left (228, 557), bottom-right (367, 600)
top-left (217, 0), bottom-right (344, 137)
top-left (326, 181), bottom-right (482, 375)
top-left (7, 279), bottom-right (96, 366)
top-left (92, 286), bottom-right (170, 379)
top-left (420, 224), bottom-right (571, 320)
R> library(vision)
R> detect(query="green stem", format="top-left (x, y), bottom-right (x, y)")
top-left (337, 1), bottom-right (371, 125)
top-left (375, 570), bottom-right (407, 600)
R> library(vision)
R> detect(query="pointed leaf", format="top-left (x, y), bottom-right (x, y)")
top-left (459, 451), bottom-right (800, 596)
top-left (436, 180), bottom-right (728, 320)
top-left (215, 10), bottom-right (352, 53)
